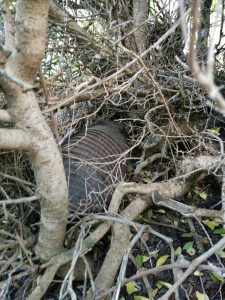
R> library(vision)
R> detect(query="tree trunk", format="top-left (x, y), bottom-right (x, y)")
top-left (0, 0), bottom-right (68, 261)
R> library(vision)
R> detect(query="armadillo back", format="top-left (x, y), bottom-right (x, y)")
top-left (62, 123), bottom-right (127, 212)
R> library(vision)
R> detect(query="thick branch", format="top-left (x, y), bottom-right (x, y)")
top-left (6, 0), bottom-right (49, 84)
top-left (2, 0), bottom-right (15, 52)
top-left (0, 128), bottom-right (30, 149)
top-left (189, 0), bottom-right (225, 112)
top-left (133, 0), bottom-right (148, 53)
top-left (89, 155), bottom-right (222, 295)
top-left (1, 1), bottom-right (69, 261)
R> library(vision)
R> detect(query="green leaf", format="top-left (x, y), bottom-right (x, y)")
top-left (194, 270), bottom-right (203, 276)
top-left (209, 127), bottom-right (221, 135)
top-left (135, 255), bottom-right (143, 267)
top-left (125, 282), bottom-right (139, 295)
top-left (181, 233), bottom-right (193, 238)
top-left (214, 228), bottom-right (225, 234)
top-left (199, 191), bottom-right (207, 200)
top-left (134, 296), bottom-right (149, 300)
top-left (173, 220), bottom-right (178, 226)
top-left (135, 254), bottom-right (150, 267)
top-left (183, 241), bottom-right (195, 256)
top-left (203, 220), bottom-right (217, 230)
top-left (186, 246), bottom-right (196, 256)
top-left (156, 280), bottom-right (172, 289)
top-left (217, 250), bottom-right (225, 258)
top-left (157, 209), bottom-right (166, 213)
top-left (196, 291), bottom-right (209, 300)
top-left (142, 255), bottom-right (150, 263)
top-left (152, 288), bottom-right (159, 297)
top-left (183, 241), bottom-right (194, 250)
top-left (156, 255), bottom-right (169, 267)
top-left (146, 210), bottom-right (153, 220)
top-left (175, 247), bottom-right (182, 256)
top-left (210, 272), bottom-right (224, 283)
top-left (187, 191), bottom-right (192, 199)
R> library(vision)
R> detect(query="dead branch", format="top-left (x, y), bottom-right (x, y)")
top-left (0, 195), bottom-right (39, 205)
top-left (159, 236), bottom-right (225, 300)
top-left (49, 0), bottom-right (100, 49)
top-left (96, 262), bottom-right (225, 299)
top-left (43, 7), bottom-right (191, 114)
top-left (87, 154), bottom-right (224, 297)
top-left (189, 0), bottom-right (225, 112)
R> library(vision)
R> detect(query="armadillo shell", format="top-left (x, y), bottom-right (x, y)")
top-left (62, 122), bottom-right (127, 212)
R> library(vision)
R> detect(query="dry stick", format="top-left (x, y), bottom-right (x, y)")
top-left (26, 255), bottom-right (70, 300)
top-left (95, 263), bottom-right (225, 299)
top-left (222, 166), bottom-right (225, 225)
top-left (112, 225), bottom-right (146, 300)
top-left (43, 8), bottom-right (191, 114)
top-left (87, 198), bottom-right (149, 300)
top-left (59, 226), bottom-right (86, 300)
top-left (119, 43), bottom-right (180, 135)
top-left (15, 233), bottom-right (34, 269)
top-left (189, 0), bottom-right (225, 112)
top-left (159, 236), bottom-right (225, 300)
top-left (0, 195), bottom-right (39, 205)
top-left (0, 238), bottom-right (36, 251)
top-left (27, 187), bottom-right (126, 300)
top-left (0, 252), bottom-right (19, 277)
top-left (0, 172), bottom-right (35, 187)
top-left (29, 155), bottom-right (223, 299)
top-left (92, 155), bottom-right (224, 297)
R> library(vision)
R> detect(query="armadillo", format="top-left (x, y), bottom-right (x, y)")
top-left (62, 122), bottom-right (127, 212)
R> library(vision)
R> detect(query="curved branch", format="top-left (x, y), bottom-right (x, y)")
top-left (1, 0), bottom-right (69, 262)
top-left (189, 0), bottom-right (225, 112)
top-left (0, 128), bottom-right (30, 149)
top-left (89, 155), bottom-right (223, 295)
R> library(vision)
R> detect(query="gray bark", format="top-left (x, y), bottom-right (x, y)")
top-left (0, 0), bottom-right (69, 261)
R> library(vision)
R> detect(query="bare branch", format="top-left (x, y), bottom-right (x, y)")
top-left (0, 1), bottom-right (69, 261)
top-left (132, 0), bottom-right (148, 53)
top-left (7, 0), bottom-right (49, 83)
top-left (189, 0), bottom-right (225, 112)
top-left (0, 128), bottom-right (30, 149)
top-left (207, 0), bottom-right (222, 73)
top-left (2, 0), bottom-right (14, 52)
top-left (49, 0), bottom-right (101, 51)
top-left (159, 236), bottom-right (225, 300)
top-left (96, 262), bottom-right (225, 299)
top-left (43, 8), bottom-right (191, 114)
top-left (0, 195), bottom-right (39, 205)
